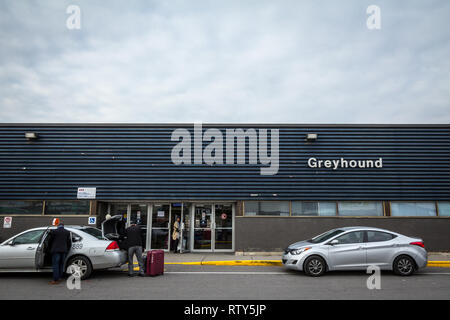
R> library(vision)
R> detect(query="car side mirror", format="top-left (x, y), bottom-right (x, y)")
top-left (7, 240), bottom-right (15, 246)
top-left (329, 239), bottom-right (339, 245)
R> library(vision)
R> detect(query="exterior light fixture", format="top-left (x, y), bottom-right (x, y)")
top-left (305, 133), bottom-right (318, 142)
top-left (25, 132), bottom-right (38, 140)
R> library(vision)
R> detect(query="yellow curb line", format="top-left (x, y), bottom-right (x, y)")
top-left (427, 261), bottom-right (450, 267)
top-left (127, 260), bottom-right (450, 268)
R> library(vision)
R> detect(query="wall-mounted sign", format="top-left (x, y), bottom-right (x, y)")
top-left (88, 217), bottom-right (97, 225)
top-left (157, 211), bottom-right (165, 218)
top-left (307, 158), bottom-right (383, 170)
top-left (3, 216), bottom-right (12, 228)
top-left (77, 187), bottom-right (96, 199)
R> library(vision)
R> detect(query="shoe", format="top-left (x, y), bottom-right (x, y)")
top-left (138, 273), bottom-right (145, 277)
top-left (128, 274), bottom-right (136, 277)
top-left (49, 280), bottom-right (59, 285)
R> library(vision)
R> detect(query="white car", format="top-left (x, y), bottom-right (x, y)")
top-left (0, 226), bottom-right (127, 279)
top-left (282, 226), bottom-right (428, 277)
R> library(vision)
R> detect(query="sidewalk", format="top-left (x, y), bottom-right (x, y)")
top-left (127, 252), bottom-right (450, 268)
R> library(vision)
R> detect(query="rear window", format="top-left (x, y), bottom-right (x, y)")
top-left (367, 231), bottom-right (397, 242)
top-left (81, 227), bottom-right (104, 240)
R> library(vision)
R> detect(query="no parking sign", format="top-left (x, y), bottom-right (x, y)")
top-left (3, 217), bottom-right (12, 228)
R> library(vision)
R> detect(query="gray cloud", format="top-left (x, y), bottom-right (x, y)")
top-left (0, 0), bottom-right (449, 123)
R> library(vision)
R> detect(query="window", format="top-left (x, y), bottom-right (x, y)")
top-left (292, 201), bottom-right (336, 216)
top-left (45, 201), bottom-right (90, 215)
top-left (338, 202), bottom-right (383, 216)
top-left (0, 201), bottom-right (43, 215)
top-left (13, 230), bottom-right (45, 244)
top-left (438, 202), bottom-right (450, 217)
top-left (244, 202), bottom-right (258, 216)
top-left (334, 231), bottom-right (365, 244)
top-left (80, 227), bottom-right (104, 240)
top-left (367, 231), bottom-right (396, 242)
top-left (391, 202), bottom-right (436, 217)
top-left (70, 231), bottom-right (82, 242)
top-left (308, 229), bottom-right (345, 244)
top-left (244, 201), bottom-right (289, 216)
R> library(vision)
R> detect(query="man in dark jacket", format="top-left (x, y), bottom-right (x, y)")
top-left (48, 223), bottom-right (72, 284)
top-left (125, 221), bottom-right (145, 277)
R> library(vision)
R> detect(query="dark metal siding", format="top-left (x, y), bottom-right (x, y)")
top-left (0, 124), bottom-right (449, 201)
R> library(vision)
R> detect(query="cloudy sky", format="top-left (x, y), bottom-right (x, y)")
top-left (0, 0), bottom-right (449, 123)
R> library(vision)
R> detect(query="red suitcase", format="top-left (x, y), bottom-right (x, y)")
top-left (145, 250), bottom-right (164, 276)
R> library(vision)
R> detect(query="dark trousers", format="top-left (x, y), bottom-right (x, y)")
top-left (52, 252), bottom-right (67, 281)
top-left (128, 246), bottom-right (144, 275)
top-left (172, 238), bottom-right (179, 253)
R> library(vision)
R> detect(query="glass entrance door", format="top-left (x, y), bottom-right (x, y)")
top-left (150, 204), bottom-right (171, 251)
top-left (214, 204), bottom-right (233, 251)
top-left (193, 204), bottom-right (213, 250)
top-left (130, 204), bottom-right (148, 249)
top-left (180, 203), bottom-right (191, 253)
top-left (191, 203), bottom-right (234, 252)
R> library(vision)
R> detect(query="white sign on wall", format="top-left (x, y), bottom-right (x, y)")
top-left (3, 217), bottom-right (12, 228)
top-left (307, 158), bottom-right (383, 170)
top-left (88, 217), bottom-right (97, 225)
top-left (77, 187), bottom-right (96, 199)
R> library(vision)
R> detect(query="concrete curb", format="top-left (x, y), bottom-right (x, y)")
top-left (165, 260), bottom-right (283, 266)
top-left (130, 260), bottom-right (450, 267)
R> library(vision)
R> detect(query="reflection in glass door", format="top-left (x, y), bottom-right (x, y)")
top-left (193, 204), bottom-right (212, 250)
top-left (150, 204), bottom-right (170, 250)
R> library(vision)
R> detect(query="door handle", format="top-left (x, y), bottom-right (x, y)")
top-left (27, 247), bottom-right (35, 250)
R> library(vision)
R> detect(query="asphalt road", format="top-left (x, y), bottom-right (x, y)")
top-left (0, 265), bottom-right (449, 300)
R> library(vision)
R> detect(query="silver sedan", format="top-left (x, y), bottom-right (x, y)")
top-left (282, 226), bottom-right (428, 276)
top-left (0, 226), bottom-right (127, 279)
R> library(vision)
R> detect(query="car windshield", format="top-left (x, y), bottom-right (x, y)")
top-left (80, 227), bottom-right (105, 240)
top-left (307, 229), bottom-right (345, 244)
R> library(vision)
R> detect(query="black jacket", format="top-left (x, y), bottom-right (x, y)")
top-left (125, 225), bottom-right (143, 248)
top-left (48, 227), bottom-right (72, 254)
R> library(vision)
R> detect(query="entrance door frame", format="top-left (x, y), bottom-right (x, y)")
top-left (148, 203), bottom-right (172, 252)
top-left (104, 201), bottom-right (235, 253)
top-left (190, 202), bottom-right (235, 253)
top-left (105, 202), bottom-right (152, 250)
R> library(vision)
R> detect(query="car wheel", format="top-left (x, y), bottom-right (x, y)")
top-left (393, 255), bottom-right (415, 276)
top-left (304, 256), bottom-right (326, 277)
top-left (66, 256), bottom-right (93, 280)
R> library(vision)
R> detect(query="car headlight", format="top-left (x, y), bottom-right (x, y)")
top-left (290, 247), bottom-right (311, 255)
